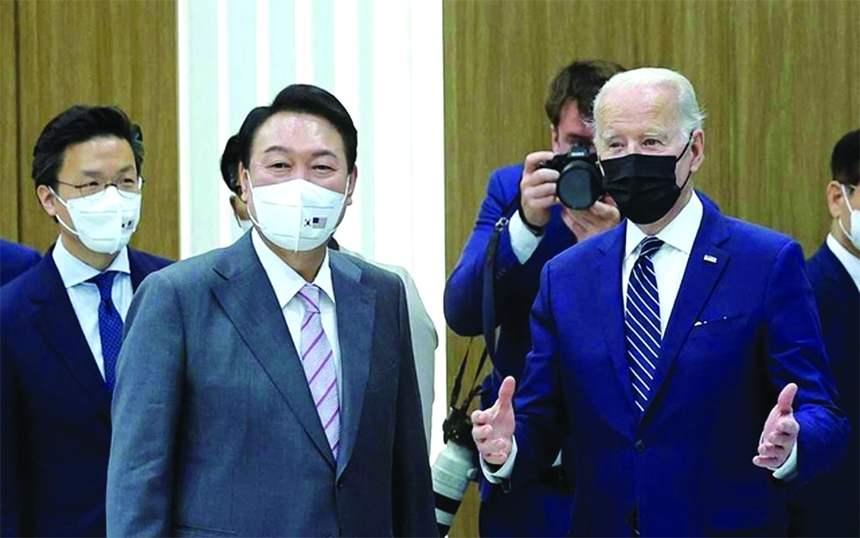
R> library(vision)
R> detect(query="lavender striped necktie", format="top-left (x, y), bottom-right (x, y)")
top-left (297, 284), bottom-right (340, 459)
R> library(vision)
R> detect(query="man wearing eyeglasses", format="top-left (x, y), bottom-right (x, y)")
top-left (0, 105), bottom-right (171, 537)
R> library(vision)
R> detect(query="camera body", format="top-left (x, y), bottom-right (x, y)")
top-left (537, 146), bottom-right (604, 209)
top-left (442, 406), bottom-right (476, 449)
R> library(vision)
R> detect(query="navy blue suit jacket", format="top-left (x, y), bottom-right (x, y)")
top-left (0, 240), bottom-right (41, 287)
top-left (444, 164), bottom-right (578, 513)
top-left (0, 247), bottom-right (171, 537)
top-left (443, 165), bottom-right (721, 481)
top-left (444, 165), bottom-right (720, 407)
top-left (511, 202), bottom-right (849, 536)
top-left (445, 164), bottom-right (576, 407)
top-left (787, 242), bottom-right (859, 533)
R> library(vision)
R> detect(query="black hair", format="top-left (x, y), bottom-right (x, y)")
top-left (220, 134), bottom-right (242, 195)
top-left (270, 84), bottom-right (357, 173)
top-left (235, 105), bottom-right (277, 176)
top-left (831, 129), bottom-right (859, 187)
top-left (31, 105), bottom-right (144, 189)
top-left (544, 60), bottom-right (626, 126)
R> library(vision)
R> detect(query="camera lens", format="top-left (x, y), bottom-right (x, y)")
top-left (557, 161), bottom-right (603, 209)
top-left (432, 442), bottom-right (477, 536)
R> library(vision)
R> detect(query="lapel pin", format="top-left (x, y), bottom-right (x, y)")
top-left (703, 254), bottom-right (717, 264)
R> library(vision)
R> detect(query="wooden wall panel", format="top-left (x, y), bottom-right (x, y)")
top-left (9, 0), bottom-right (178, 258)
top-left (443, 1), bottom-right (859, 535)
top-left (0, 0), bottom-right (20, 240)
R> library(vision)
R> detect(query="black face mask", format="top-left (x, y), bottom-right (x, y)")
top-left (600, 137), bottom-right (692, 225)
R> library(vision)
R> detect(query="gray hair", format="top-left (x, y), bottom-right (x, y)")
top-left (592, 67), bottom-right (706, 147)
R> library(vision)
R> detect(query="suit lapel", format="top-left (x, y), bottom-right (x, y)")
top-left (330, 252), bottom-right (374, 477)
top-left (644, 205), bottom-right (730, 417)
top-left (128, 248), bottom-right (150, 291)
top-left (597, 225), bottom-right (639, 418)
top-left (30, 255), bottom-right (112, 421)
top-left (819, 244), bottom-right (859, 317)
top-left (211, 236), bottom-right (336, 468)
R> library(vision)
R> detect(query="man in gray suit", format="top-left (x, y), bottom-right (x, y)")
top-left (106, 84), bottom-right (436, 537)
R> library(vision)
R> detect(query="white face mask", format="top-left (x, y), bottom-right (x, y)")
top-left (51, 186), bottom-right (142, 254)
top-left (247, 172), bottom-right (349, 252)
top-left (839, 184), bottom-right (860, 251)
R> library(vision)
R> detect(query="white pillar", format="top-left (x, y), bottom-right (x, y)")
top-left (177, 0), bottom-right (446, 460)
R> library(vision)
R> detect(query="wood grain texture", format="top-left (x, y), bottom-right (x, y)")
top-left (443, 1), bottom-right (859, 535)
top-left (9, 0), bottom-right (178, 258)
top-left (0, 0), bottom-right (20, 240)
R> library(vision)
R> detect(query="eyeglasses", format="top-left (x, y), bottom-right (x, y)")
top-left (55, 176), bottom-right (145, 201)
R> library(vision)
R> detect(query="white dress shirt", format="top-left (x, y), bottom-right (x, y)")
top-left (622, 191), bottom-right (703, 334)
top-left (485, 191), bottom-right (797, 482)
top-left (509, 210), bottom-right (544, 264)
top-left (251, 230), bottom-right (343, 401)
top-left (826, 233), bottom-right (860, 292)
top-left (52, 235), bottom-right (132, 380)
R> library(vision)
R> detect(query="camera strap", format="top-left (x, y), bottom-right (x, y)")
top-left (444, 340), bottom-right (489, 447)
top-left (482, 192), bottom-right (522, 365)
top-left (449, 339), bottom-right (490, 413)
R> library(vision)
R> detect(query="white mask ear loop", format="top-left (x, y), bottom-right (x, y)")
top-left (48, 187), bottom-right (81, 238)
top-left (339, 172), bottom-right (352, 214)
top-left (839, 184), bottom-right (857, 242)
top-left (842, 184), bottom-right (856, 212)
top-left (244, 170), bottom-right (263, 231)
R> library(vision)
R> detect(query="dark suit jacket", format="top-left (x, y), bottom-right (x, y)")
top-left (0, 240), bottom-right (41, 286)
top-left (0, 247), bottom-right (171, 537)
top-left (787, 242), bottom-right (860, 535)
top-left (443, 164), bottom-right (577, 535)
top-left (443, 164), bottom-right (720, 406)
top-left (445, 164), bottom-right (575, 406)
top-left (443, 164), bottom-right (721, 515)
top-left (106, 234), bottom-right (436, 537)
top-left (510, 202), bottom-right (849, 536)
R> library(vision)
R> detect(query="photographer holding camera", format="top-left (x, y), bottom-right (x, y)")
top-left (443, 59), bottom-right (625, 537)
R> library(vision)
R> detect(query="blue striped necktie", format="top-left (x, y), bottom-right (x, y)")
top-left (88, 271), bottom-right (123, 390)
top-left (625, 237), bottom-right (664, 415)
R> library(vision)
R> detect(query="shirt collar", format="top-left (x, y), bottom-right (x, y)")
top-left (826, 233), bottom-right (860, 290)
top-left (52, 234), bottom-right (131, 289)
top-left (250, 229), bottom-right (335, 309)
top-left (625, 190), bottom-right (704, 260)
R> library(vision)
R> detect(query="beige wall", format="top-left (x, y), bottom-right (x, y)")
top-left (443, 1), bottom-right (859, 535)
top-left (0, 0), bottom-right (179, 259)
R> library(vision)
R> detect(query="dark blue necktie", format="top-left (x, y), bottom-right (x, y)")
top-left (625, 237), bottom-right (664, 415)
top-left (89, 271), bottom-right (123, 390)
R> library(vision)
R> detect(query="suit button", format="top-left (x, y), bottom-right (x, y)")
top-left (634, 439), bottom-right (646, 453)
top-left (337, 478), bottom-right (344, 490)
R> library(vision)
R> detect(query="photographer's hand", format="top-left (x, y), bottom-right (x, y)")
top-left (520, 152), bottom-right (559, 229)
top-left (562, 196), bottom-right (621, 242)
top-left (471, 376), bottom-right (516, 466)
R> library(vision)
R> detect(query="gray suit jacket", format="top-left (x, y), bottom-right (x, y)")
top-left (106, 235), bottom-right (436, 537)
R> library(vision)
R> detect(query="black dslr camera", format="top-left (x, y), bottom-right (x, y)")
top-left (537, 145), bottom-right (604, 209)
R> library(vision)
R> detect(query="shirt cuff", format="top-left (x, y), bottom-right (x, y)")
top-left (509, 211), bottom-right (543, 265)
top-left (481, 436), bottom-right (518, 484)
top-left (770, 439), bottom-right (799, 480)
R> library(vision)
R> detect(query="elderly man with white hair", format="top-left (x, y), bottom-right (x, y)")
top-left (470, 67), bottom-right (848, 536)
